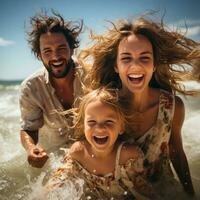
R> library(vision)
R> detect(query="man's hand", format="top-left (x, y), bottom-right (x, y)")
top-left (27, 145), bottom-right (49, 168)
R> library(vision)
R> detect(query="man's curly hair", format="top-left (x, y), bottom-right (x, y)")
top-left (27, 10), bottom-right (83, 58)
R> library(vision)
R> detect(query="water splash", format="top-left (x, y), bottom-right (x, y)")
top-left (27, 172), bottom-right (84, 200)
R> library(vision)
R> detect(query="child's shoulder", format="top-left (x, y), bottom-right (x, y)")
top-left (120, 143), bottom-right (144, 165)
top-left (69, 141), bottom-right (86, 161)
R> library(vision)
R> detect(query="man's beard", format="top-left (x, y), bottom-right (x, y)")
top-left (44, 59), bottom-right (74, 79)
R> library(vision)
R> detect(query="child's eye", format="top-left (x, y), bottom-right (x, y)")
top-left (105, 120), bottom-right (114, 126)
top-left (87, 120), bottom-right (96, 126)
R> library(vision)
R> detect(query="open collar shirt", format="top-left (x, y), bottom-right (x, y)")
top-left (19, 65), bottom-right (83, 150)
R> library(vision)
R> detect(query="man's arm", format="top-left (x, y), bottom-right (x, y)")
top-left (20, 130), bottom-right (38, 149)
top-left (20, 130), bottom-right (48, 168)
top-left (19, 79), bottom-right (48, 168)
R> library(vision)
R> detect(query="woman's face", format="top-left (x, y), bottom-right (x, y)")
top-left (116, 33), bottom-right (154, 94)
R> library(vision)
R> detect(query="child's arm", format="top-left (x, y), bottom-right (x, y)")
top-left (169, 96), bottom-right (195, 196)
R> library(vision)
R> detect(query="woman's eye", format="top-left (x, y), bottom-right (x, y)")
top-left (121, 57), bottom-right (131, 62)
top-left (140, 57), bottom-right (151, 62)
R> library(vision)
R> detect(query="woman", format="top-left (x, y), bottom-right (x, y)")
top-left (79, 16), bottom-right (200, 199)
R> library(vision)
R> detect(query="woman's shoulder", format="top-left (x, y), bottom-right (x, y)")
top-left (172, 95), bottom-right (185, 126)
top-left (158, 89), bottom-right (176, 111)
top-left (174, 95), bottom-right (184, 106)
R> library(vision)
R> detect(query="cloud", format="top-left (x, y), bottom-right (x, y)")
top-left (0, 37), bottom-right (15, 46)
top-left (168, 19), bottom-right (200, 37)
top-left (183, 26), bottom-right (200, 37)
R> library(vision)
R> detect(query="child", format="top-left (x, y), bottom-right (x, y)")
top-left (45, 87), bottom-right (157, 200)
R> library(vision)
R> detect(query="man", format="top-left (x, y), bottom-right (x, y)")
top-left (20, 11), bottom-right (83, 168)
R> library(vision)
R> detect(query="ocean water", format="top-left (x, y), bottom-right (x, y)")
top-left (0, 81), bottom-right (200, 200)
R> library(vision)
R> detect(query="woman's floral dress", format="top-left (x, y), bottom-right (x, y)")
top-left (47, 143), bottom-right (155, 200)
top-left (133, 89), bottom-right (191, 199)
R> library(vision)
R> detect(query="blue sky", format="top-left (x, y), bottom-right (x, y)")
top-left (0, 0), bottom-right (200, 80)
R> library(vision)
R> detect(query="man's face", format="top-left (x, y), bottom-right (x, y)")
top-left (39, 32), bottom-right (73, 78)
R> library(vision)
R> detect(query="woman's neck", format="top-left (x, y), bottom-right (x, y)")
top-left (133, 90), bottom-right (149, 112)
top-left (121, 87), bottom-right (151, 112)
top-left (132, 87), bottom-right (160, 113)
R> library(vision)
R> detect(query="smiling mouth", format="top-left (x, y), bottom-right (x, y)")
top-left (51, 60), bottom-right (65, 68)
top-left (93, 136), bottom-right (109, 145)
top-left (128, 74), bottom-right (144, 83)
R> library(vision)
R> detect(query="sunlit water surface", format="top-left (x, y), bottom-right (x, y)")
top-left (0, 82), bottom-right (200, 200)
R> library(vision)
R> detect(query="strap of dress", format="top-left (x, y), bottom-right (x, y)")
top-left (171, 92), bottom-right (175, 120)
top-left (114, 142), bottom-right (125, 181)
top-left (160, 89), bottom-right (175, 122)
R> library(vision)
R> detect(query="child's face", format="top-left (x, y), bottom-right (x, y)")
top-left (116, 33), bottom-right (154, 94)
top-left (84, 100), bottom-right (124, 152)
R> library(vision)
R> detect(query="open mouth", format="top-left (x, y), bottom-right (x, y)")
top-left (128, 74), bottom-right (144, 84)
top-left (51, 60), bottom-right (65, 68)
top-left (93, 135), bottom-right (109, 145)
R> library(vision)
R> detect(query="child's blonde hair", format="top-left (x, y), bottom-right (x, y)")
top-left (71, 87), bottom-right (131, 139)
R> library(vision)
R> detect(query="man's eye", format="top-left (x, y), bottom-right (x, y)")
top-left (43, 50), bottom-right (51, 55)
top-left (58, 47), bottom-right (67, 52)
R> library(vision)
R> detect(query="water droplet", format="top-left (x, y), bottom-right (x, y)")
top-left (58, 128), bottom-right (62, 132)
top-left (110, 197), bottom-right (114, 200)
top-left (93, 169), bottom-right (96, 173)
top-left (124, 191), bottom-right (128, 195)
top-left (91, 154), bottom-right (94, 158)
top-left (86, 196), bottom-right (92, 200)
top-left (107, 186), bottom-right (110, 190)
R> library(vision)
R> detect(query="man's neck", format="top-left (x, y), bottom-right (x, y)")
top-left (51, 66), bottom-right (75, 90)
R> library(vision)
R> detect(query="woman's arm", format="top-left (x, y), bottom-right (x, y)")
top-left (169, 96), bottom-right (195, 196)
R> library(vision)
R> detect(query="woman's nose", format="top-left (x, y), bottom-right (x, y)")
top-left (129, 59), bottom-right (143, 68)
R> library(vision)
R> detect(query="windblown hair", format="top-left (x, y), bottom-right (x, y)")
top-left (79, 16), bottom-right (200, 95)
top-left (67, 87), bottom-right (132, 139)
top-left (27, 10), bottom-right (83, 59)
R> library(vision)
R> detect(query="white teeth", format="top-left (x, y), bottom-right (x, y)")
top-left (52, 61), bottom-right (64, 66)
top-left (128, 74), bottom-right (143, 78)
top-left (94, 135), bottom-right (108, 139)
